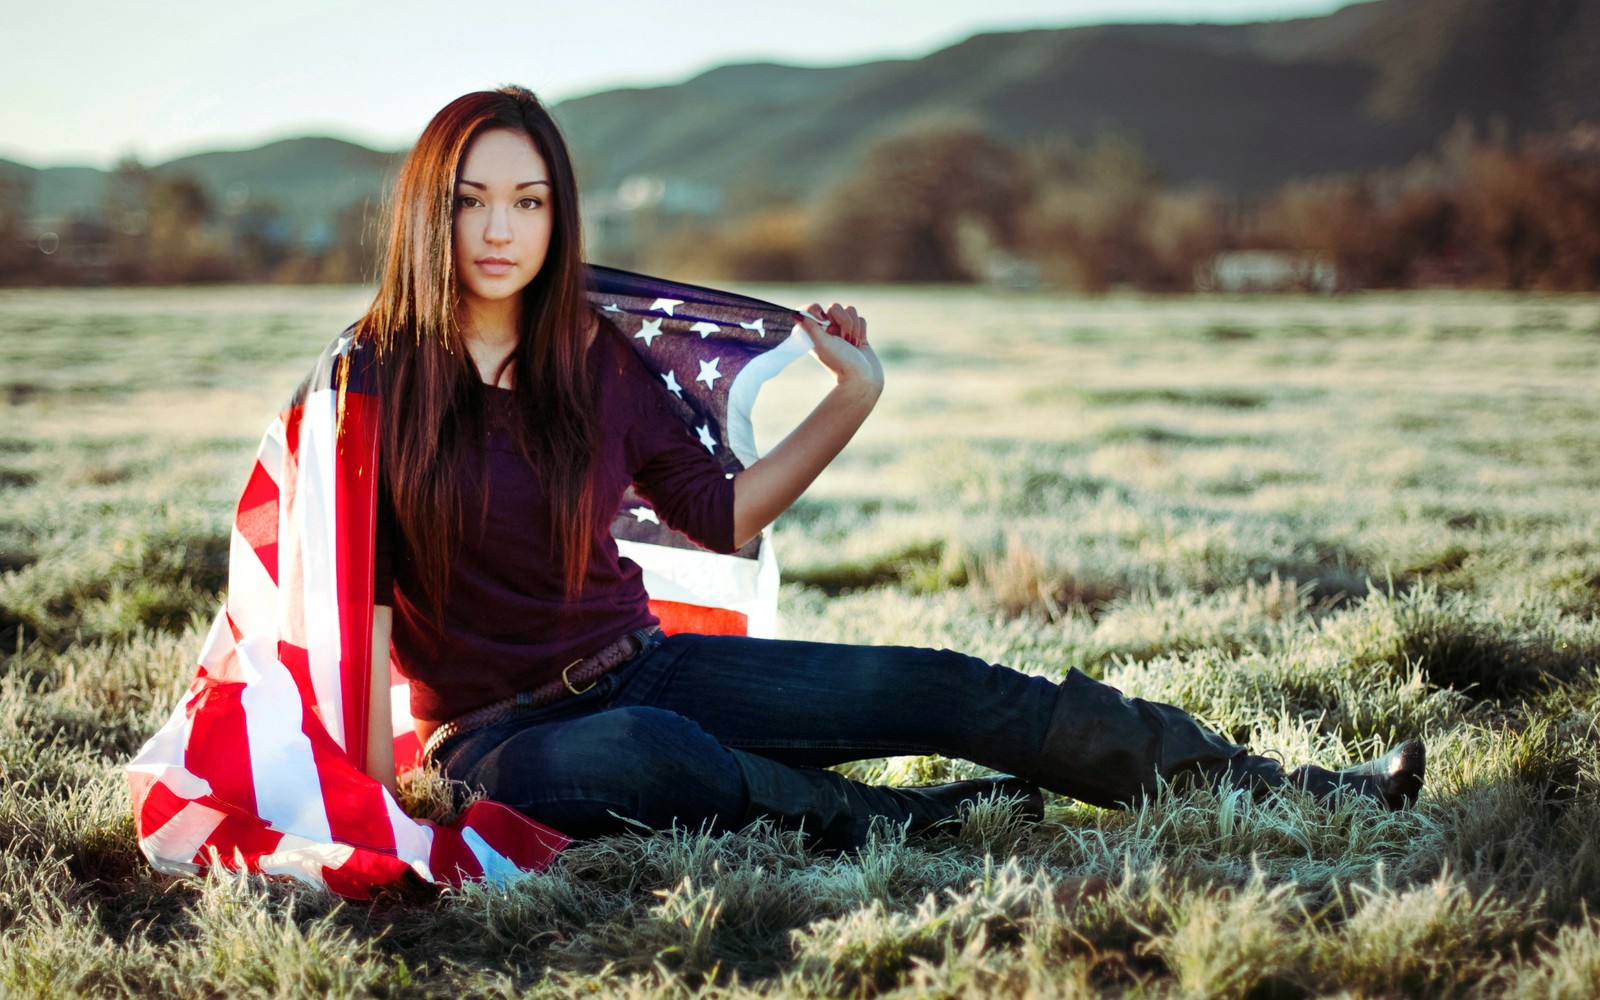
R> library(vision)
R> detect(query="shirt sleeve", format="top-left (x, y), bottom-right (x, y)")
top-left (619, 345), bottom-right (739, 555)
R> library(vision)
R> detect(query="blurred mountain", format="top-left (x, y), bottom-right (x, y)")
top-left (7, 137), bottom-right (401, 238)
top-left (555, 0), bottom-right (1600, 197)
top-left (159, 137), bottom-right (403, 230)
top-left (5, 0), bottom-right (1596, 226)
top-left (2, 162), bottom-right (105, 219)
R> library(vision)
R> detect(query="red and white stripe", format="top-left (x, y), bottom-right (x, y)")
top-left (128, 373), bottom-right (569, 898)
top-left (127, 293), bottom-right (802, 897)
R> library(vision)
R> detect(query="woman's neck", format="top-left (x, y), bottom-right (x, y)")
top-left (459, 296), bottom-right (521, 387)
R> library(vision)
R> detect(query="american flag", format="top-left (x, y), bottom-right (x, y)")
top-left (125, 267), bottom-right (812, 898)
top-left (590, 265), bottom-right (812, 637)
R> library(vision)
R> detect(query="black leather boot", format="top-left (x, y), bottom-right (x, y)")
top-left (732, 749), bottom-right (1044, 850)
top-left (1289, 739), bottom-right (1425, 810)
top-left (1028, 670), bottom-right (1425, 811)
top-left (1028, 668), bottom-right (1283, 808)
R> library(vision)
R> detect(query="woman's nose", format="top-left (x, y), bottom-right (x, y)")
top-left (484, 206), bottom-right (512, 244)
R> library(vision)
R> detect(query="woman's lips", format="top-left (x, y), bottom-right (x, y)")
top-left (476, 257), bottom-right (515, 275)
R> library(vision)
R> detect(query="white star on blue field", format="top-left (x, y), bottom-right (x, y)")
top-left (635, 318), bottom-right (664, 347)
top-left (697, 358), bottom-right (722, 391)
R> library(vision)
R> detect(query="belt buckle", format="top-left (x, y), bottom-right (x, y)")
top-left (562, 658), bottom-right (595, 696)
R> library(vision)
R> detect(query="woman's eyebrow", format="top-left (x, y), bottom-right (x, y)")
top-left (457, 178), bottom-right (552, 189)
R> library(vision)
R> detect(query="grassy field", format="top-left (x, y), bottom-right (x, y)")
top-left (3, 283), bottom-right (1600, 997)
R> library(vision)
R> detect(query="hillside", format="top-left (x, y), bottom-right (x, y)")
top-left (6, 0), bottom-right (1596, 229)
top-left (161, 136), bottom-right (403, 230)
top-left (6, 137), bottom-right (401, 235)
top-left (556, 0), bottom-right (1600, 196)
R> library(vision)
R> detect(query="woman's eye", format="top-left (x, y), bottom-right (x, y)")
top-left (518, 197), bottom-right (543, 210)
top-left (455, 195), bottom-right (481, 209)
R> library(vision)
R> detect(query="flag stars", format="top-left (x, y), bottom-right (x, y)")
top-left (740, 317), bottom-right (766, 337)
top-left (634, 317), bottom-right (664, 347)
top-left (696, 424), bottom-right (717, 453)
top-left (662, 369), bottom-right (683, 397)
top-left (602, 303), bottom-right (623, 313)
top-left (650, 298), bottom-right (684, 316)
top-left (697, 357), bottom-right (722, 390)
top-left (690, 321), bottom-right (719, 339)
top-left (629, 506), bottom-right (660, 524)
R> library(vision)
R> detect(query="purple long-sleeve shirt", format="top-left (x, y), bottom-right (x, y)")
top-left (374, 321), bottom-right (737, 725)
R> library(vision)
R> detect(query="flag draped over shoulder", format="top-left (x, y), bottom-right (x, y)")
top-left (588, 265), bottom-right (813, 638)
top-left (125, 266), bottom-right (813, 899)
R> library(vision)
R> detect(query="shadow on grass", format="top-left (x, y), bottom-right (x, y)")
top-left (1096, 424), bottom-right (1263, 448)
top-left (1080, 386), bottom-right (1273, 410)
top-left (1404, 617), bottom-right (1595, 702)
top-left (783, 539), bottom-right (960, 595)
top-left (0, 527), bottom-right (228, 649)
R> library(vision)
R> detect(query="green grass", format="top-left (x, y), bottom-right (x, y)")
top-left (3, 285), bottom-right (1600, 996)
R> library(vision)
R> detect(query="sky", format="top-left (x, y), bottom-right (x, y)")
top-left (2, 0), bottom-right (1360, 169)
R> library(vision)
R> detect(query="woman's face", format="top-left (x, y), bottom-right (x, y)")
top-left (452, 128), bottom-right (554, 314)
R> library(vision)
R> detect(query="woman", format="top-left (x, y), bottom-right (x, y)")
top-left (355, 86), bottom-right (1424, 850)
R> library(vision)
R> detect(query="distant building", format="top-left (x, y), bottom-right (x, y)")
top-left (1196, 251), bottom-right (1338, 293)
top-left (953, 217), bottom-right (1040, 289)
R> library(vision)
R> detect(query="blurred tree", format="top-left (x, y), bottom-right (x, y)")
top-left (269, 200), bottom-right (383, 283)
top-left (1458, 141), bottom-right (1600, 290)
top-left (1384, 189), bottom-right (1460, 286)
top-left (318, 199), bottom-right (382, 282)
top-left (226, 199), bottom-right (292, 280)
top-left (807, 125), bottom-right (1028, 282)
top-left (0, 171), bottom-right (33, 282)
top-left (719, 206), bottom-right (812, 282)
top-left (101, 156), bottom-right (152, 282)
top-left (644, 206), bottom-right (811, 282)
top-left (1247, 123), bottom-right (1600, 291)
top-left (149, 175), bottom-right (207, 228)
top-left (1016, 135), bottom-right (1169, 290)
top-left (1260, 177), bottom-right (1385, 285)
top-left (147, 174), bottom-right (225, 281)
top-left (1140, 189), bottom-right (1230, 292)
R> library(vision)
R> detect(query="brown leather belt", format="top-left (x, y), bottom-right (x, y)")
top-left (420, 627), bottom-right (658, 763)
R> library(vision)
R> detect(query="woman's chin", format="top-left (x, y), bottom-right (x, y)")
top-left (460, 277), bottom-right (532, 306)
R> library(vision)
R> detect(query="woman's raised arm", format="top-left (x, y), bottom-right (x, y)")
top-left (731, 303), bottom-right (883, 548)
top-left (365, 606), bottom-right (398, 796)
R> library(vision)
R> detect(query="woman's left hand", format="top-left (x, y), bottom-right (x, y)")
top-left (797, 303), bottom-right (884, 391)
top-left (732, 302), bottom-right (883, 547)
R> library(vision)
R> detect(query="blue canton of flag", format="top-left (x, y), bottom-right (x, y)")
top-left (585, 265), bottom-right (812, 635)
top-left (586, 265), bottom-right (811, 555)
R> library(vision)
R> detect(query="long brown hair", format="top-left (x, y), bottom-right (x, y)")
top-left (352, 86), bottom-right (597, 610)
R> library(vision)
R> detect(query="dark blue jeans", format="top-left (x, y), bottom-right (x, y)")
top-left (433, 632), bottom-right (1067, 848)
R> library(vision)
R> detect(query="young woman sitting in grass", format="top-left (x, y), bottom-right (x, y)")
top-left (355, 86), bottom-right (1425, 851)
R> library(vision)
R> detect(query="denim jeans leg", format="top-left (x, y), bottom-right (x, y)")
top-left (433, 699), bottom-right (1001, 848)
top-left (436, 704), bottom-right (749, 840)
top-left (612, 633), bottom-right (1259, 808)
top-left (608, 634), bottom-right (1062, 775)
top-left (434, 631), bottom-right (1263, 843)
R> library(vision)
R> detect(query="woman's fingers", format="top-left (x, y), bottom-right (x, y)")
top-left (825, 303), bottom-right (863, 346)
top-left (797, 303), bottom-right (868, 349)
top-left (799, 303), bottom-right (831, 335)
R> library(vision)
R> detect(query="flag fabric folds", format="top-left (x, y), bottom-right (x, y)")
top-left (126, 267), bottom-right (813, 898)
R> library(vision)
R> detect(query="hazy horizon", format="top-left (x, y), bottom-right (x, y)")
top-left (2, 0), bottom-right (1361, 170)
